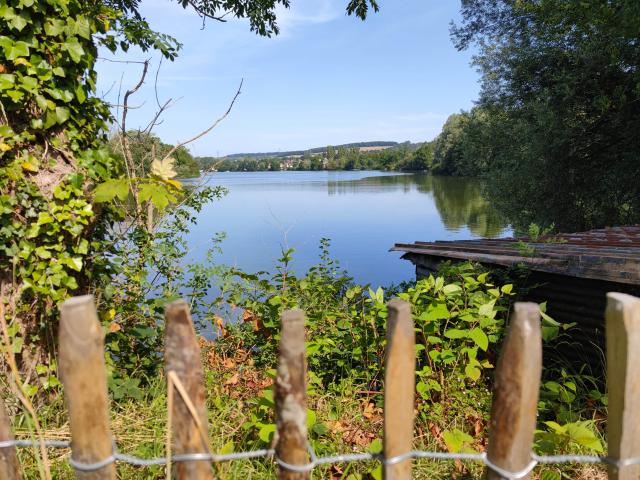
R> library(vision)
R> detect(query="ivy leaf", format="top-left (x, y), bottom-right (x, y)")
top-left (44, 19), bottom-right (65, 36)
top-left (64, 39), bottom-right (85, 63)
top-left (55, 107), bottom-right (70, 124)
top-left (73, 17), bottom-right (92, 39)
top-left (443, 429), bottom-right (473, 453)
top-left (64, 257), bottom-right (83, 272)
top-left (468, 327), bottom-right (489, 351)
top-left (10, 14), bottom-right (28, 32)
top-left (0, 74), bottom-right (15, 90)
top-left (75, 84), bottom-right (86, 104)
top-left (6, 41), bottom-right (29, 60)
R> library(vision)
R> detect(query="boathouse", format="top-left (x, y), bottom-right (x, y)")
top-left (393, 225), bottom-right (640, 364)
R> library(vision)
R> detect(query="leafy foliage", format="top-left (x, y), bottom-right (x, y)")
top-left (450, 0), bottom-right (640, 231)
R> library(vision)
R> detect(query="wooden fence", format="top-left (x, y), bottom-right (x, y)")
top-left (0, 292), bottom-right (639, 479)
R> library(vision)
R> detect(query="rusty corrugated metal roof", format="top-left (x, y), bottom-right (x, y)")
top-left (392, 225), bottom-right (640, 285)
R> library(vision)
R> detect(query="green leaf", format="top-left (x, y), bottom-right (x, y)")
top-left (73, 17), bottom-right (92, 39)
top-left (6, 89), bottom-right (23, 101)
top-left (219, 440), bottom-right (234, 455)
top-left (55, 106), bottom-right (70, 124)
top-left (369, 438), bottom-right (382, 454)
top-left (468, 327), bottom-right (489, 351)
top-left (478, 301), bottom-right (495, 318)
top-left (75, 84), bottom-right (86, 103)
top-left (0, 74), bottom-right (15, 90)
top-left (44, 19), bottom-right (65, 36)
top-left (444, 328), bottom-right (466, 339)
top-left (64, 39), bottom-right (85, 63)
top-left (306, 409), bottom-right (316, 428)
top-left (565, 422), bottom-right (603, 453)
top-left (258, 424), bottom-right (275, 443)
top-left (10, 14), bottom-right (28, 32)
top-left (465, 363), bottom-right (481, 381)
top-left (442, 283), bottom-right (462, 295)
top-left (6, 41), bottom-right (29, 60)
top-left (139, 183), bottom-right (176, 211)
top-left (64, 257), bottom-right (83, 272)
top-left (93, 179), bottom-right (129, 202)
top-left (420, 302), bottom-right (449, 321)
top-left (540, 470), bottom-right (561, 480)
top-left (443, 429), bottom-right (473, 453)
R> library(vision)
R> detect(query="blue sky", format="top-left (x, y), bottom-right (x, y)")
top-left (96, 1), bottom-right (479, 156)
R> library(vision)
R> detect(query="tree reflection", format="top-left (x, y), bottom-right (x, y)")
top-left (326, 173), bottom-right (507, 238)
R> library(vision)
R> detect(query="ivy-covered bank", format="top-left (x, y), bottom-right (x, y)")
top-left (0, 0), bottom-right (182, 373)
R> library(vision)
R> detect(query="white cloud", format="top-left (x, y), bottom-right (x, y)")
top-left (274, 0), bottom-right (342, 37)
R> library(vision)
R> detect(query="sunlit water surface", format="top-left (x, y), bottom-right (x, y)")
top-left (182, 171), bottom-right (509, 287)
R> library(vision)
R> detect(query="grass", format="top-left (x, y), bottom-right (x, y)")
top-left (10, 337), bottom-right (606, 479)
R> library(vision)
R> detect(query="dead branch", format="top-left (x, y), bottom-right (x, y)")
top-left (161, 79), bottom-right (243, 162)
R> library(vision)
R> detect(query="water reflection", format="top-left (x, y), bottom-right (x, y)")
top-left (324, 173), bottom-right (507, 237)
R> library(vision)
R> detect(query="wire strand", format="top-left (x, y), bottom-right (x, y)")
top-left (2, 438), bottom-right (635, 479)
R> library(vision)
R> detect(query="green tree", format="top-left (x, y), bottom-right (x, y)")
top-left (109, 132), bottom-right (201, 178)
top-left (452, 0), bottom-right (640, 231)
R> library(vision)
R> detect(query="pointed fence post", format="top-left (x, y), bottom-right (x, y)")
top-left (59, 295), bottom-right (116, 480)
top-left (383, 299), bottom-right (415, 480)
top-left (0, 396), bottom-right (21, 479)
top-left (486, 302), bottom-right (541, 480)
top-left (275, 309), bottom-right (309, 480)
top-left (606, 292), bottom-right (640, 480)
top-left (165, 300), bottom-right (213, 480)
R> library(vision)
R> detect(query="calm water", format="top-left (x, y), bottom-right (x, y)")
top-left (184, 171), bottom-right (509, 287)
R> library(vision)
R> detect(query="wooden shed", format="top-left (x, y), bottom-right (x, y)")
top-left (393, 225), bottom-right (640, 366)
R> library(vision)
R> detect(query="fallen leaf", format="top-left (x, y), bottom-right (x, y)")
top-left (224, 373), bottom-right (239, 386)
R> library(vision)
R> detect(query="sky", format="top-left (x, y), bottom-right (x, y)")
top-left (96, 0), bottom-right (480, 156)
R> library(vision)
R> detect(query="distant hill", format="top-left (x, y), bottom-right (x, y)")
top-left (222, 141), bottom-right (403, 160)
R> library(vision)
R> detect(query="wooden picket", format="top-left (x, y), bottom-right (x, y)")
top-left (275, 309), bottom-right (309, 480)
top-left (605, 293), bottom-right (640, 480)
top-left (0, 292), bottom-right (638, 478)
top-left (486, 303), bottom-right (541, 480)
top-left (59, 295), bottom-right (116, 480)
top-left (165, 300), bottom-right (213, 480)
top-left (0, 395), bottom-right (21, 479)
top-left (383, 299), bottom-right (415, 480)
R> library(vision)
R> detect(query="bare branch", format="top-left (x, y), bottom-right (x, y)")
top-left (161, 79), bottom-right (243, 162)
top-left (97, 57), bottom-right (149, 64)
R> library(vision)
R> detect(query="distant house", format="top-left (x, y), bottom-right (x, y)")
top-left (393, 225), bottom-right (640, 365)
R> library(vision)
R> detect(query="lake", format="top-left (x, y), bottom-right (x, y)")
top-left (184, 171), bottom-right (510, 287)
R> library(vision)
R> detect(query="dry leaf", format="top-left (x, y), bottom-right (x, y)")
top-left (150, 157), bottom-right (177, 180)
top-left (214, 315), bottom-right (226, 337)
top-left (224, 373), bottom-right (239, 386)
